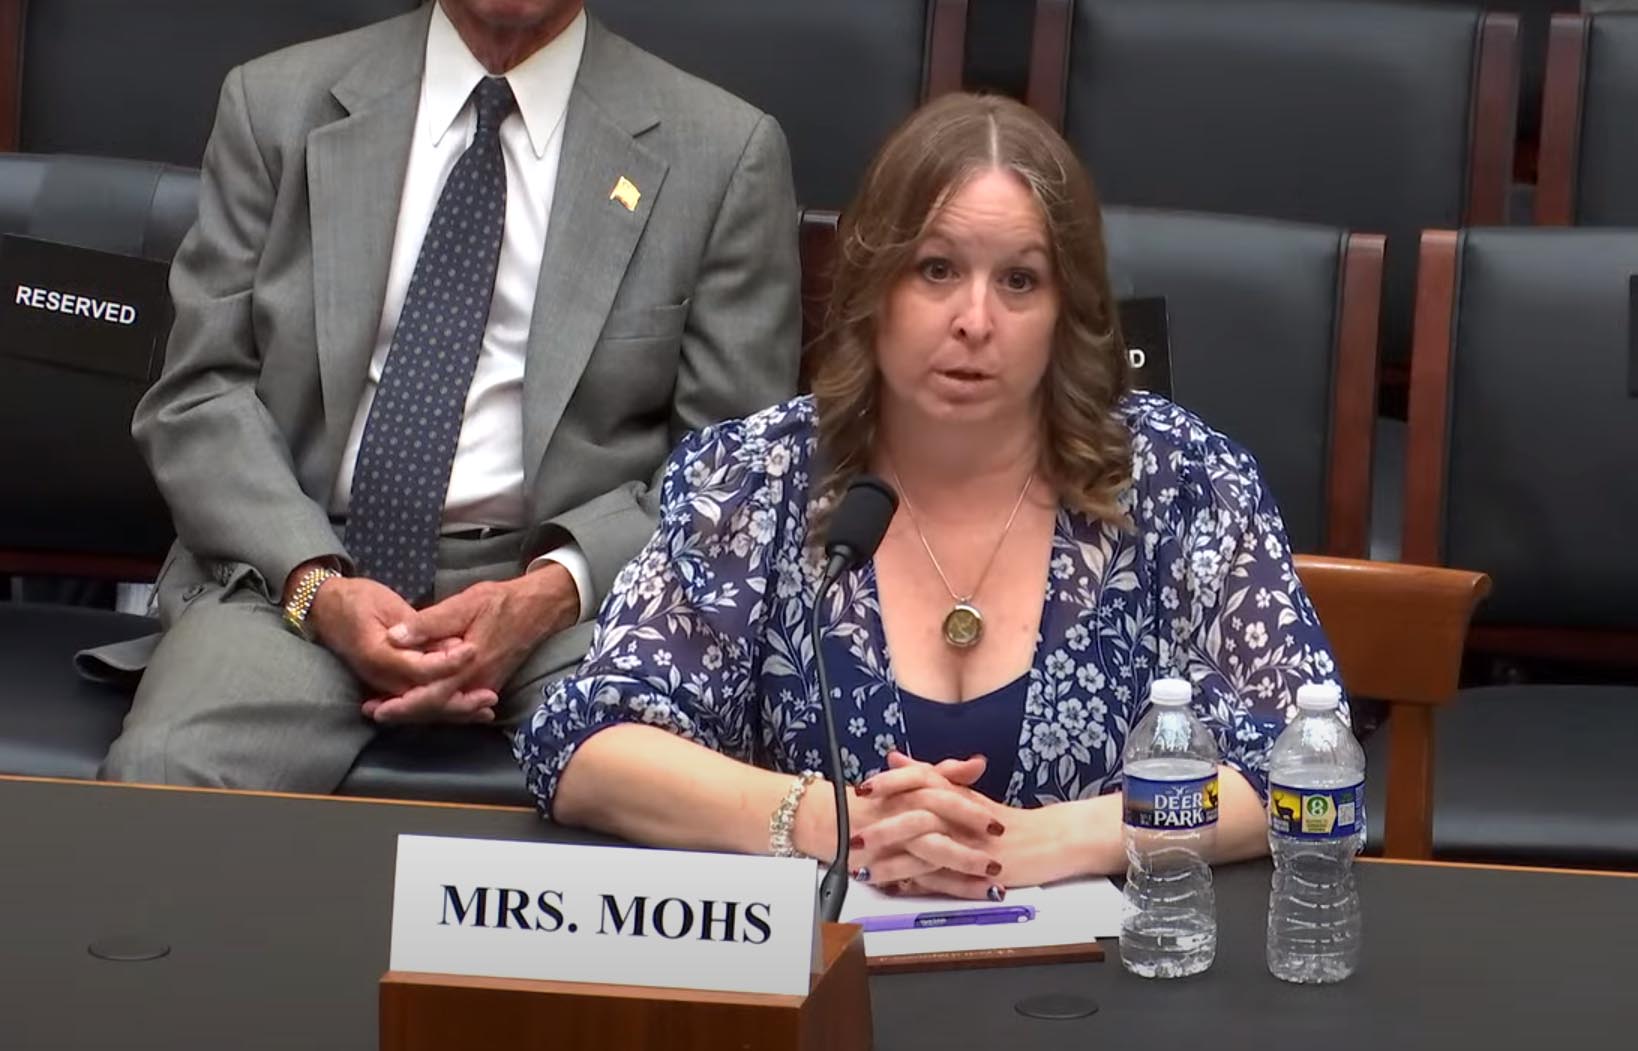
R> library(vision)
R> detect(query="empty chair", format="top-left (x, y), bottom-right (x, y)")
top-left (589, 0), bottom-right (967, 208)
top-left (1, 0), bottom-right (422, 164)
top-left (0, 153), bottom-right (194, 570)
top-left (1536, 11), bottom-right (1638, 224)
top-left (1027, 0), bottom-right (1519, 370)
top-left (1100, 207), bottom-right (1382, 558)
top-left (0, 153), bottom-right (194, 779)
top-left (1374, 227), bottom-right (1638, 868)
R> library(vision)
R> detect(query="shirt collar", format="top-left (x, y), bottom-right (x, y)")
top-left (421, 4), bottom-right (587, 159)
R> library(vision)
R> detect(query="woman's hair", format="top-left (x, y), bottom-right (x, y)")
top-left (810, 92), bottom-right (1132, 526)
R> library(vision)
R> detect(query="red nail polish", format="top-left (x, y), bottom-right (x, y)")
top-left (986, 861), bottom-right (1003, 877)
top-left (856, 783), bottom-right (874, 797)
top-left (848, 834), bottom-right (865, 850)
top-left (987, 821), bottom-right (1006, 836)
top-left (882, 882), bottom-right (901, 896)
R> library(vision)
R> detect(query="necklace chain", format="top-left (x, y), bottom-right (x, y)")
top-left (890, 466), bottom-right (1034, 605)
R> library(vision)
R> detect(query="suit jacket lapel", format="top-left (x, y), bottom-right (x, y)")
top-left (522, 20), bottom-right (668, 500)
top-left (306, 7), bottom-right (429, 481)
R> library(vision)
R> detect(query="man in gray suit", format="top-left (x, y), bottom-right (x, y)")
top-left (97, 0), bottom-right (800, 791)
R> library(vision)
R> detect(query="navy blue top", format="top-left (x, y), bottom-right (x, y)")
top-left (897, 674), bottom-right (1028, 802)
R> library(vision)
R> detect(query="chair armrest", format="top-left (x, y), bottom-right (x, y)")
top-left (1294, 555), bottom-right (1491, 860)
top-left (1294, 555), bottom-right (1491, 706)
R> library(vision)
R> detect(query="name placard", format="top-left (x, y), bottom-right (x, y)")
top-left (389, 835), bottom-right (819, 997)
top-left (1118, 296), bottom-right (1173, 398)
top-left (0, 234), bottom-right (171, 382)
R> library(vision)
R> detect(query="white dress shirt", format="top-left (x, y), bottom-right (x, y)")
top-left (330, 5), bottom-right (592, 619)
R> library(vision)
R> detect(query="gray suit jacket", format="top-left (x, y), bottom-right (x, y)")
top-left (135, 7), bottom-right (800, 624)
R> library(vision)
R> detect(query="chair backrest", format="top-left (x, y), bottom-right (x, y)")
top-left (1028, 0), bottom-right (1518, 368)
top-left (1404, 228), bottom-right (1638, 655)
top-left (589, 0), bottom-right (966, 209)
top-left (1101, 207), bottom-right (1381, 558)
top-left (1537, 12), bottom-right (1638, 225)
top-left (0, 153), bottom-right (200, 576)
top-left (0, 0), bottom-right (422, 165)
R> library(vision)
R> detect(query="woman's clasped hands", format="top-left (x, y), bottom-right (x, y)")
top-left (845, 751), bottom-right (1102, 900)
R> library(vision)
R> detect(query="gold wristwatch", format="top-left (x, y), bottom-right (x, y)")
top-left (282, 565), bottom-right (342, 640)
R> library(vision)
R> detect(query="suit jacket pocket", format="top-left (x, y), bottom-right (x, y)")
top-left (597, 299), bottom-right (689, 343)
top-left (583, 331), bottom-right (683, 422)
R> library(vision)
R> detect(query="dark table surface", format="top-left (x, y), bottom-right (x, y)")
top-left (1, 777), bottom-right (1633, 1050)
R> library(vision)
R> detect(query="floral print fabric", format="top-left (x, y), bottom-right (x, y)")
top-left (517, 393), bottom-right (1343, 814)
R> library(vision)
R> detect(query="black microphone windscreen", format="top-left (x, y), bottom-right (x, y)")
top-left (825, 474), bottom-right (898, 568)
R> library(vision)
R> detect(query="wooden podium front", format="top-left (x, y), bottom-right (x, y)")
top-left (381, 923), bottom-right (872, 1051)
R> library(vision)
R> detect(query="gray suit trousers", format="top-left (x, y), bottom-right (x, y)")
top-left (100, 532), bottom-right (591, 793)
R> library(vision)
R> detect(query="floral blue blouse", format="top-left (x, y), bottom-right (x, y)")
top-left (517, 393), bottom-right (1343, 815)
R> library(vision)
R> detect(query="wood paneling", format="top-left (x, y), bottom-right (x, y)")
top-left (1465, 13), bottom-right (1521, 226)
top-left (1023, 0), bottom-right (1071, 130)
top-left (1535, 13), bottom-right (1590, 226)
top-left (1327, 233), bottom-right (1385, 559)
top-left (925, 0), bottom-right (970, 98)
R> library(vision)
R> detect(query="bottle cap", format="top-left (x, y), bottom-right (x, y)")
top-left (1296, 683), bottom-right (1343, 712)
top-left (1149, 678), bottom-right (1193, 706)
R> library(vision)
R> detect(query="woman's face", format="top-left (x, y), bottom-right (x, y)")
top-left (875, 168), bottom-right (1060, 430)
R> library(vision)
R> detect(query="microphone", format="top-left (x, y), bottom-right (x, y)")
top-left (812, 474), bottom-right (898, 923)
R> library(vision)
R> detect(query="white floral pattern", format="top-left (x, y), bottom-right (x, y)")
top-left (517, 394), bottom-right (1344, 814)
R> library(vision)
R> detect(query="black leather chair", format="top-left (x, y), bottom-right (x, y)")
top-left (0, 153), bottom-right (530, 807)
top-left (1537, 12), bottom-right (1638, 225)
top-left (1027, 0), bottom-right (1519, 371)
top-left (588, 0), bottom-right (967, 208)
top-left (1363, 228), bottom-right (1638, 869)
top-left (0, 154), bottom-right (194, 567)
top-left (5, 0), bottom-right (423, 164)
top-left (0, 153), bottom-right (193, 776)
top-left (1100, 207), bottom-right (1382, 558)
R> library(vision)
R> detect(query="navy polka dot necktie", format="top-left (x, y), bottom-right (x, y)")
top-left (347, 76), bottom-right (515, 604)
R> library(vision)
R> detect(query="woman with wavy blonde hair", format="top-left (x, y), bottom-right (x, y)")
top-left (519, 94), bottom-right (1339, 898)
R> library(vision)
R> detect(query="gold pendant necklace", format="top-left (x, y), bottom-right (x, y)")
top-left (890, 466), bottom-right (1034, 650)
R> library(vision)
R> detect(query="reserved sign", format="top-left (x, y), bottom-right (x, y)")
top-left (389, 835), bottom-right (820, 997)
top-left (0, 234), bottom-right (171, 382)
top-left (1118, 296), bottom-right (1173, 398)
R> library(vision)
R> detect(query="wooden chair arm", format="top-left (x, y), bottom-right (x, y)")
top-left (1294, 554), bottom-right (1491, 706)
top-left (1292, 555), bottom-right (1492, 860)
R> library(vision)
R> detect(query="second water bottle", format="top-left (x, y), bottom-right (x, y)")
top-left (1266, 682), bottom-right (1364, 983)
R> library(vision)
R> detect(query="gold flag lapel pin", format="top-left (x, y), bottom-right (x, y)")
top-left (610, 176), bottom-right (641, 212)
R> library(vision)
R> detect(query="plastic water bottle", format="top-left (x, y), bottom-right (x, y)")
top-left (1120, 677), bottom-right (1220, 979)
top-left (1266, 683), bottom-right (1365, 983)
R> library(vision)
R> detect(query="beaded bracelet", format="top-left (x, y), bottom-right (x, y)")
top-left (768, 770), bottom-right (822, 857)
